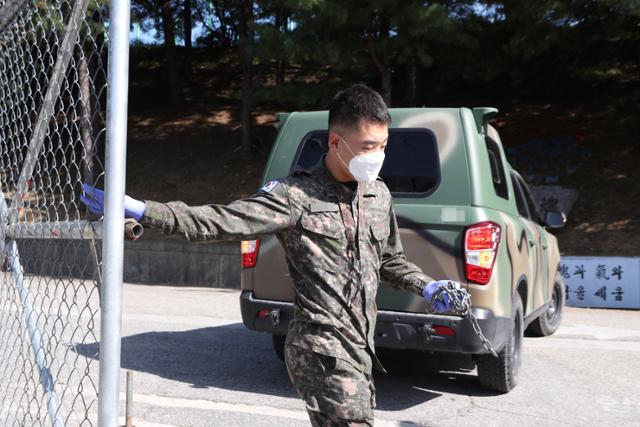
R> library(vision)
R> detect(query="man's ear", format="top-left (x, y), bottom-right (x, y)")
top-left (327, 131), bottom-right (341, 152)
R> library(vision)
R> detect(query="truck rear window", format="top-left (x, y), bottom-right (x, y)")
top-left (291, 129), bottom-right (440, 195)
top-left (486, 135), bottom-right (509, 200)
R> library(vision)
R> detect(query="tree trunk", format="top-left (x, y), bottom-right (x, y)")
top-left (367, 45), bottom-right (392, 105)
top-left (368, 14), bottom-right (392, 106)
top-left (239, 0), bottom-right (254, 155)
top-left (275, 7), bottom-right (287, 88)
top-left (77, 46), bottom-right (95, 184)
top-left (78, 8), bottom-right (107, 185)
top-left (406, 54), bottom-right (417, 106)
top-left (380, 65), bottom-right (392, 106)
top-left (276, 61), bottom-right (286, 87)
top-left (161, 0), bottom-right (182, 106)
top-left (182, 0), bottom-right (193, 79)
top-left (183, 0), bottom-right (192, 75)
top-left (213, 2), bottom-right (232, 49)
top-left (184, 0), bottom-right (192, 50)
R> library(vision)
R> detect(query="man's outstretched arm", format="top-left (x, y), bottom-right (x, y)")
top-left (82, 180), bottom-right (294, 241)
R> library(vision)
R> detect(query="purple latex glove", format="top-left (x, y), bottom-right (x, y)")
top-left (80, 183), bottom-right (145, 221)
top-left (422, 280), bottom-right (461, 313)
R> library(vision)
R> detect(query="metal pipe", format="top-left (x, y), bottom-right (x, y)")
top-left (97, 0), bottom-right (130, 424)
top-left (124, 219), bottom-right (143, 241)
top-left (4, 219), bottom-right (143, 241)
top-left (125, 371), bottom-right (133, 427)
top-left (7, 240), bottom-right (66, 427)
top-left (4, 220), bottom-right (103, 240)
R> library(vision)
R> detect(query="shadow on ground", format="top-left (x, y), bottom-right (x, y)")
top-left (75, 323), bottom-right (499, 412)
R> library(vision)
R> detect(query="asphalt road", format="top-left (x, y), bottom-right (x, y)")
top-left (102, 284), bottom-right (640, 427)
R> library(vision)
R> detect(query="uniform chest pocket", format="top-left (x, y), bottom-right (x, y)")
top-left (300, 212), bottom-right (343, 239)
top-left (370, 219), bottom-right (390, 242)
top-left (299, 205), bottom-right (346, 271)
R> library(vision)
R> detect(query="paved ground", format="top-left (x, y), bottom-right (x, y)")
top-left (103, 284), bottom-right (640, 427)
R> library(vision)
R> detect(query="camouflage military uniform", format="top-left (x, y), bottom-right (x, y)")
top-left (141, 158), bottom-right (432, 425)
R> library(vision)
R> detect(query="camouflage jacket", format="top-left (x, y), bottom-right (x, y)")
top-left (141, 158), bottom-right (432, 373)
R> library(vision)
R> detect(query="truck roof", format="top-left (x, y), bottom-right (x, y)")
top-left (264, 106), bottom-right (514, 215)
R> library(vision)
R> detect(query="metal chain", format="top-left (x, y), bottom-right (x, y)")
top-left (427, 281), bottom-right (499, 358)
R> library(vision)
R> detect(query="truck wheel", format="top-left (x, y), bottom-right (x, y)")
top-left (527, 274), bottom-right (565, 337)
top-left (272, 334), bottom-right (286, 362)
top-left (475, 293), bottom-right (523, 393)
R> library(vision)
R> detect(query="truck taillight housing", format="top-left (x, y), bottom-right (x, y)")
top-left (464, 221), bottom-right (501, 285)
top-left (241, 240), bottom-right (260, 269)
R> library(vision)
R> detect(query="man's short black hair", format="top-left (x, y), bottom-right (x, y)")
top-left (328, 84), bottom-right (391, 130)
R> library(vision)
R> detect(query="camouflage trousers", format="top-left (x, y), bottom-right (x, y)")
top-left (284, 344), bottom-right (376, 426)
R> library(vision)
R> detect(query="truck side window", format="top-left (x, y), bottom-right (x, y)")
top-left (518, 176), bottom-right (541, 223)
top-left (485, 136), bottom-right (508, 200)
top-left (511, 174), bottom-right (530, 219)
top-left (292, 129), bottom-right (441, 195)
top-left (293, 131), bottom-right (328, 171)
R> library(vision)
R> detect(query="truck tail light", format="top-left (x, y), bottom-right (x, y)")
top-left (464, 221), bottom-right (501, 285)
top-left (432, 325), bottom-right (455, 336)
top-left (241, 240), bottom-right (260, 269)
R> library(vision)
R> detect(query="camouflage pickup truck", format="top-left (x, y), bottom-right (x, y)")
top-left (240, 107), bottom-right (566, 393)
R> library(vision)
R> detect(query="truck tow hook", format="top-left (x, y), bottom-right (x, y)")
top-left (269, 309), bottom-right (281, 328)
top-left (420, 324), bottom-right (435, 343)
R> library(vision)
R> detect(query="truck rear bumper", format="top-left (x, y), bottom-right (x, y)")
top-left (240, 290), bottom-right (511, 355)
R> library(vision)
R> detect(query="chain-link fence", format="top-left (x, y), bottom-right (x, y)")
top-left (0, 0), bottom-right (128, 425)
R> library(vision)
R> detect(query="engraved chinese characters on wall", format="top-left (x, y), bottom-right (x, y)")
top-left (559, 257), bottom-right (639, 308)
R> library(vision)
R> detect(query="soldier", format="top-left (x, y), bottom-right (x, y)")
top-left (82, 84), bottom-right (460, 426)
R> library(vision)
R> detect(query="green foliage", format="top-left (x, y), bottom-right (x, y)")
top-left (128, 0), bottom-right (639, 105)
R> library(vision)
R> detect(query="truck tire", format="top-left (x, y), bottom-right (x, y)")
top-left (272, 334), bottom-right (286, 362)
top-left (475, 293), bottom-right (523, 393)
top-left (527, 274), bottom-right (565, 337)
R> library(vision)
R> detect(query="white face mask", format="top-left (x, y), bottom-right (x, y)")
top-left (337, 138), bottom-right (386, 183)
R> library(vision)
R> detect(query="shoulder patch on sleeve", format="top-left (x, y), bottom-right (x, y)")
top-left (259, 180), bottom-right (280, 193)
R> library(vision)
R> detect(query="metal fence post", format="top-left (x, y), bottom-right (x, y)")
top-left (6, 240), bottom-right (66, 427)
top-left (98, 0), bottom-right (131, 425)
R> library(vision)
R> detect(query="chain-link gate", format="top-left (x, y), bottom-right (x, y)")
top-left (0, 0), bottom-right (130, 425)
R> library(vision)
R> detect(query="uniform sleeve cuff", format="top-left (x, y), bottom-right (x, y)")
top-left (408, 273), bottom-right (432, 296)
top-left (140, 201), bottom-right (174, 229)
